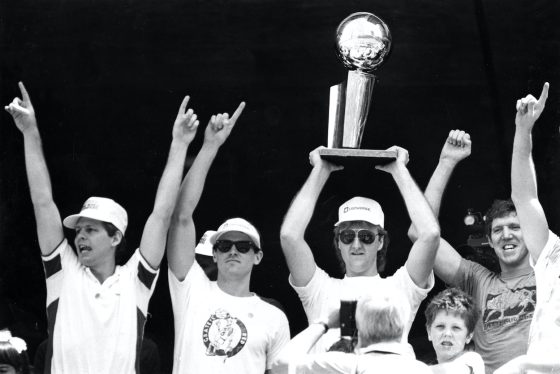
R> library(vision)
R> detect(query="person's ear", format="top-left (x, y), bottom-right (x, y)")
top-left (253, 250), bottom-right (263, 265)
top-left (426, 326), bottom-right (433, 342)
top-left (466, 332), bottom-right (474, 344)
top-left (111, 231), bottom-right (123, 247)
top-left (487, 234), bottom-right (495, 249)
top-left (377, 236), bottom-right (384, 252)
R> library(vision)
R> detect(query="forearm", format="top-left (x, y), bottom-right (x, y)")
top-left (510, 125), bottom-right (549, 259)
top-left (394, 166), bottom-right (440, 287)
top-left (151, 139), bottom-right (190, 222)
top-left (140, 139), bottom-right (190, 269)
top-left (273, 323), bottom-right (326, 371)
top-left (22, 128), bottom-right (64, 252)
top-left (511, 126), bottom-right (538, 202)
top-left (408, 159), bottom-right (456, 241)
top-left (393, 166), bottom-right (440, 237)
top-left (280, 166), bottom-right (330, 240)
top-left (173, 142), bottom-right (219, 223)
top-left (23, 128), bottom-right (55, 206)
top-left (424, 159), bottom-right (457, 215)
top-left (167, 142), bottom-right (220, 278)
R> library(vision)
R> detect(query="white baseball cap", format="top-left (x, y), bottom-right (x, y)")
top-left (63, 196), bottom-right (128, 234)
top-left (195, 230), bottom-right (216, 257)
top-left (209, 218), bottom-right (261, 249)
top-left (334, 196), bottom-right (384, 227)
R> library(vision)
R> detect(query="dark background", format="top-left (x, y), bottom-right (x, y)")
top-left (1, 0), bottom-right (560, 371)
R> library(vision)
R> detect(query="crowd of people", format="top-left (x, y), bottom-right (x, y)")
top-left (1, 80), bottom-right (558, 373)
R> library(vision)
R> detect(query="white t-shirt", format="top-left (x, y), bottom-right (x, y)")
top-left (288, 341), bottom-right (432, 374)
top-left (528, 230), bottom-right (560, 358)
top-left (169, 262), bottom-right (290, 374)
top-left (42, 239), bottom-right (159, 374)
top-left (290, 265), bottom-right (434, 353)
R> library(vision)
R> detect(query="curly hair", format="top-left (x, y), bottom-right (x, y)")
top-left (424, 288), bottom-right (478, 334)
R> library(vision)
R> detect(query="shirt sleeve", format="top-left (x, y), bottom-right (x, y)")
top-left (451, 258), bottom-right (489, 295)
top-left (289, 267), bottom-right (334, 322)
top-left (168, 261), bottom-right (211, 321)
top-left (266, 310), bottom-right (291, 370)
top-left (390, 265), bottom-right (434, 337)
top-left (42, 239), bottom-right (79, 307)
top-left (126, 248), bottom-right (160, 316)
top-left (530, 230), bottom-right (560, 268)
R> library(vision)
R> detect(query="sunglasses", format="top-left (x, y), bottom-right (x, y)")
top-left (338, 229), bottom-right (378, 245)
top-left (213, 240), bottom-right (259, 254)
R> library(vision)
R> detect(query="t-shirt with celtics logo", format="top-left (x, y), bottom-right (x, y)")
top-left (168, 262), bottom-right (290, 374)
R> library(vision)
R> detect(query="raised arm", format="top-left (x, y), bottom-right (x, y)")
top-left (511, 83), bottom-right (550, 261)
top-left (279, 146), bottom-right (343, 287)
top-left (5, 82), bottom-right (64, 254)
top-left (376, 146), bottom-right (440, 288)
top-left (407, 131), bottom-right (472, 284)
top-left (167, 102), bottom-right (245, 281)
top-left (271, 308), bottom-right (339, 374)
top-left (408, 130), bottom-right (471, 239)
top-left (138, 96), bottom-right (199, 269)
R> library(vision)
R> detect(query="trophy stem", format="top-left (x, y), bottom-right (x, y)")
top-left (343, 70), bottom-right (376, 148)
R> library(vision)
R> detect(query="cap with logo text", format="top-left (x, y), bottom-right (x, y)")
top-left (63, 197), bottom-right (128, 235)
top-left (335, 196), bottom-right (384, 227)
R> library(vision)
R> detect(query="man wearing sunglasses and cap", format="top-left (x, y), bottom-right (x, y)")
top-left (5, 82), bottom-right (200, 374)
top-left (167, 104), bottom-right (290, 374)
top-left (280, 145), bottom-right (440, 353)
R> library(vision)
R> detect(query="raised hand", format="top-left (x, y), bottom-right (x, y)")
top-left (4, 82), bottom-right (37, 133)
top-left (375, 146), bottom-right (409, 175)
top-left (515, 82), bottom-right (549, 131)
top-left (308, 146), bottom-right (344, 173)
top-left (204, 102), bottom-right (246, 147)
top-left (173, 96), bottom-right (199, 145)
top-left (440, 129), bottom-right (472, 164)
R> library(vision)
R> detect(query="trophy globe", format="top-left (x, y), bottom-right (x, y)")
top-left (335, 12), bottom-right (392, 74)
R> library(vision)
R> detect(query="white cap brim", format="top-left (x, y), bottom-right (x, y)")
top-left (63, 210), bottom-right (126, 234)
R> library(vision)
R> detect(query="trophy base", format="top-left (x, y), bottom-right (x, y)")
top-left (318, 148), bottom-right (397, 166)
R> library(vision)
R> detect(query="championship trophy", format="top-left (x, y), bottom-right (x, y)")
top-left (319, 12), bottom-right (396, 164)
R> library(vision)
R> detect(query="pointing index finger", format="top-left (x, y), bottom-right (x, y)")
top-left (230, 102), bottom-right (246, 124)
top-left (178, 95), bottom-right (190, 115)
top-left (18, 81), bottom-right (31, 103)
top-left (538, 82), bottom-right (549, 105)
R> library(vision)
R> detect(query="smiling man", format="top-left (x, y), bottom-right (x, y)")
top-left (166, 105), bottom-right (290, 374)
top-left (407, 129), bottom-right (537, 373)
top-left (280, 145), bottom-right (440, 353)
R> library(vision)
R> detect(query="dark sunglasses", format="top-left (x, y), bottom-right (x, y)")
top-left (213, 240), bottom-right (259, 254)
top-left (338, 229), bottom-right (378, 245)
